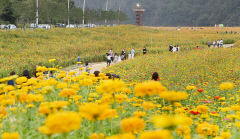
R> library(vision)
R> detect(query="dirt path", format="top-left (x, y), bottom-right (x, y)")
top-left (210, 44), bottom-right (234, 48)
top-left (223, 44), bottom-right (234, 48)
top-left (64, 62), bottom-right (108, 75)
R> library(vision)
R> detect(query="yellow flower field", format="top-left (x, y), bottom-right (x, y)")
top-left (0, 26), bottom-right (240, 138)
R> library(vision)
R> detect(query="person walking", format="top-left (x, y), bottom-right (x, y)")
top-left (7, 71), bottom-right (16, 86)
top-left (172, 46), bottom-right (177, 52)
top-left (128, 52), bottom-right (132, 60)
top-left (113, 53), bottom-right (118, 63)
top-left (208, 41), bottom-right (211, 48)
top-left (85, 61), bottom-right (90, 74)
top-left (131, 48), bottom-right (135, 59)
top-left (220, 39), bottom-right (223, 47)
top-left (213, 41), bottom-right (216, 48)
top-left (177, 45), bottom-right (180, 52)
top-left (169, 44), bottom-right (173, 52)
top-left (106, 53), bottom-right (111, 67)
top-left (217, 40), bottom-right (220, 48)
top-left (109, 49), bottom-right (114, 62)
top-left (121, 49), bottom-right (126, 60)
top-left (143, 46), bottom-right (147, 55)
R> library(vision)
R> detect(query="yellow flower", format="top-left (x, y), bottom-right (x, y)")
top-left (79, 103), bottom-right (117, 121)
top-left (196, 122), bottom-right (219, 137)
top-left (48, 59), bottom-right (56, 63)
top-left (115, 93), bottom-right (127, 103)
top-left (39, 111), bottom-right (81, 135)
top-left (79, 79), bottom-right (94, 86)
top-left (142, 101), bottom-right (155, 110)
top-left (152, 114), bottom-right (192, 129)
top-left (16, 77), bottom-right (28, 85)
top-left (59, 88), bottom-right (77, 97)
top-left (219, 82), bottom-right (234, 90)
top-left (139, 130), bottom-right (172, 139)
top-left (196, 105), bottom-right (209, 113)
top-left (176, 126), bottom-right (191, 138)
top-left (159, 91), bottom-right (188, 102)
top-left (105, 133), bottom-right (135, 139)
top-left (1, 132), bottom-right (20, 139)
top-left (186, 85), bottom-right (196, 90)
top-left (121, 117), bottom-right (145, 133)
top-left (220, 131), bottom-right (232, 139)
top-left (3, 85), bottom-right (15, 93)
top-left (96, 80), bottom-right (126, 95)
top-left (134, 111), bottom-right (146, 118)
top-left (134, 81), bottom-right (167, 97)
top-left (90, 133), bottom-right (104, 139)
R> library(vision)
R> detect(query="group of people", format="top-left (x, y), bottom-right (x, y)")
top-left (105, 47), bottom-right (147, 67)
top-left (208, 39), bottom-right (224, 48)
top-left (169, 45), bottom-right (180, 52)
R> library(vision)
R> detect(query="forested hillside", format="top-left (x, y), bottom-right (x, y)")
top-left (0, 0), bottom-right (127, 25)
top-left (76, 0), bottom-right (240, 26)
top-left (1, 0), bottom-right (239, 26)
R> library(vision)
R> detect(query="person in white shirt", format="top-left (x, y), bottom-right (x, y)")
top-left (220, 39), bottom-right (223, 47)
top-left (172, 46), bottom-right (177, 52)
top-left (213, 41), bottom-right (216, 48)
top-left (128, 52), bottom-right (132, 59)
top-left (109, 49), bottom-right (114, 62)
top-left (113, 53), bottom-right (118, 63)
top-left (131, 48), bottom-right (135, 59)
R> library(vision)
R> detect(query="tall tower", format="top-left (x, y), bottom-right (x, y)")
top-left (133, 3), bottom-right (145, 26)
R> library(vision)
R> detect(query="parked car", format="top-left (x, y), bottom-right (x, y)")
top-left (30, 23), bottom-right (37, 28)
top-left (0, 24), bottom-right (17, 30)
top-left (8, 24), bottom-right (17, 30)
top-left (55, 23), bottom-right (66, 28)
top-left (38, 24), bottom-right (51, 29)
top-left (66, 24), bottom-right (76, 28)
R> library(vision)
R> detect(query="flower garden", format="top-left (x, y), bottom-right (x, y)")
top-left (0, 26), bottom-right (240, 139)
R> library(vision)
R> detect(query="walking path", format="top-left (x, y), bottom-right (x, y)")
top-left (64, 62), bottom-right (108, 75)
top-left (64, 44), bottom-right (234, 75)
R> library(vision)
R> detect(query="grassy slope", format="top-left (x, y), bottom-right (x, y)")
top-left (0, 25), bottom-right (239, 77)
top-left (105, 47), bottom-right (240, 90)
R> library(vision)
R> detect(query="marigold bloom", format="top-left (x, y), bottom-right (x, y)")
top-left (219, 82), bottom-right (234, 90)
top-left (105, 133), bottom-right (135, 139)
top-left (1, 132), bottom-right (20, 139)
top-left (159, 91), bottom-right (188, 102)
top-left (186, 85), bottom-right (196, 90)
top-left (96, 80), bottom-right (126, 94)
top-left (134, 111), bottom-right (146, 118)
top-left (115, 93), bottom-right (127, 103)
top-left (134, 81), bottom-right (167, 97)
top-left (152, 114), bottom-right (192, 128)
top-left (79, 103), bottom-right (117, 121)
top-left (90, 133), bottom-right (104, 139)
top-left (220, 131), bottom-right (232, 139)
top-left (196, 105), bottom-right (209, 113)
top-left (39, 111), bottom-right (81, 135)
top-left (139, 130), bottom-right (172, 139)
top-left (59, 88), bottom-right (77, 97)
top-left (197, 88), bottom-right (204, 92)
top-left (142, 101), bottom-right (155, 110)
top-left (196, 122), bottom-right (219, 137)
top-left (121, 117), bottom-right (145, 133)
top-left (16, 77), bottom-right (28, 85)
